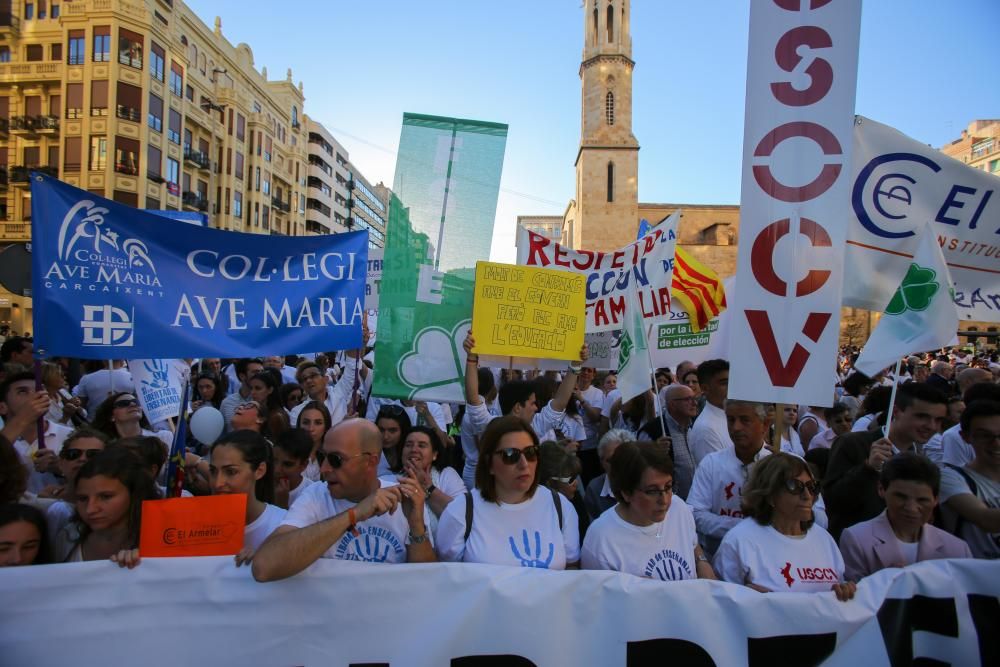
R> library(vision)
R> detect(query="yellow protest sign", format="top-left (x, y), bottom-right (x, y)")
top-left (472, 261), bottom-right (586, 360)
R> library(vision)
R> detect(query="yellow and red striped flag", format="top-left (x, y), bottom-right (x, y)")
top-left (671, 247), bottom-right (727, 333)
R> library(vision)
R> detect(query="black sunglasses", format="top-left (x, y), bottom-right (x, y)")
top-left (783, 479), bottom-right (820, 497)
top-left (495, 445), bottom-right (541, 465)
top-left (61, 448), bottom-right (101, 462)
top-left (316, 450), bottom-right (371, 468)
top-left (378, 405), bottom-right (406, 417)
top-left (113, 398), bottom-right (139, 409)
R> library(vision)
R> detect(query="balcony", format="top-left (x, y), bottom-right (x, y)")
top-left (36, 115), bottom-right (59, 134)
top-left (115, 161), bottom-right (139, 177)
top-left (116, 105), bottom-right (141, 123)
top-left (0, 13), bottom-right (20, 36)
top-left (182, 191), bottom-right (209, 212)
top-left (0, 223), bottom-right (29, 242)
top-left (271, 196), bottom-right (291, 213)
top-left (146, 172), bottom-right (165, 184)
top-left (10, 165), bottom-right (57, 185)
top-left (183, 148), bottom-right (210, 170)
top-left (10, 116), bottom-right (37, 135)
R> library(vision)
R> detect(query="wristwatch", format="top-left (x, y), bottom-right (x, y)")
top-left (425, 484), bottom-right (436, 496)
top-left (408, 530), bottom-right (429, 545)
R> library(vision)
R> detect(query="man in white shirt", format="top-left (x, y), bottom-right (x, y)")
top-left (689, 359), bottom-right (734, 464)
top-left (288, 354), bottom-right (369, 428)
top-left (575, 366), bottom-right (606, 483)
top-left (252, 419), bottom-right (436, 582)
top-left (688, 399), bottom-right (772, 555)
top-left (71, 361), bottom-right (135, 410)
top-left (0, 371), bottom-right (73, 493)
top-left (263, 355), bottom-right (299, 385)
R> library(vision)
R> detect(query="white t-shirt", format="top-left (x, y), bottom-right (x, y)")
top-left (426, 466), bottom-right (466, 535)
top-left (578, 384), bottom-right (606, 449)
top-left (435, 488), bottom-right (580, 569)
top-left (940, 424), bottom-right (975, 468)
top-left (244, 503), bottom-right (287, 551)
top-left (288, 476), bottom-right (319, 508)
top-left (808, 428), bottom-right (837, 451)
top-left (939, 465), bottom-right (1000, 559)
top-left (581, 497), bottom-right (699, 581)
top-left (281, 478), bottom-right (427, 563)
top-left (72, 368), bottom-right (135, 405)
top-left (687, 445), bottom-right (771, 553)
top-left (894, 535), bottom-right (919, 566)
top-left (14, 421), bottom-right (73, 494)
top-left (713, 519), bottom-right (845, 593)
top-left (690, 402), bottom-right (734, 464)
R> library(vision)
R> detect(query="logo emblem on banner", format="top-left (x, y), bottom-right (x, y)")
top-left (81, 305), bottom-right (134, 346)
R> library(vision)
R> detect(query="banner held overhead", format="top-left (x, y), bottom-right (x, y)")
top-left (729, 0), bottom-right (861, 406)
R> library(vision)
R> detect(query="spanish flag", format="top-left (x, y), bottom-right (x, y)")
top-left (671, 247), bottom-right (727, 333)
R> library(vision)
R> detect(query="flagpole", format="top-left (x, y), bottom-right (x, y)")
top-left (882, 357), bottom-right (904, 440)
top-left (642, 323), bottom-right (668, 437)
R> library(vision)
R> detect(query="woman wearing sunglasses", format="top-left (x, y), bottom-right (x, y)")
top-left (232, 400), bottom-right (267, 433)
top-left (435, 415), bottom-right (581, 569)
top-left (92, 392), bottom-right (171, 449)
top-left (581, 442), bottom-right (714, 581)
top-left (209, 430), bottom-right (286, 566)
top-left (399, 426), bottom-right (465, 534)
top-left (296, 401), bottom-right (331, 482)
top-left (713, 453), bottom-right (856, 601)
top-left (42, 428), bottom-right (109, 541)
top-left (51, 447), bottom-right (159, 566)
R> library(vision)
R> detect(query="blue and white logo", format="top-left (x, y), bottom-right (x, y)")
top-left (644, 549), bottom-right (693, 581)
top-left (81, 305), bottom-right (134, 347)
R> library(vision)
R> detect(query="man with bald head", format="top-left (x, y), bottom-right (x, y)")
top-left (253, 419), bottom-right (435, 582)
top-left (661, 383), bottom-right (699, 499)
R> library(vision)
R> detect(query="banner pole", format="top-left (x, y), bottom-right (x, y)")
top-left (772, 403), bottom-right (785, 454)
top-left (108, 359), bottom-right (114, 398)
top-left (33, 352), bottom-right (46, 451)
top-left (643, 323), bottom-right (667, 438)
top-left (882, 357), bottom-right (904, 440)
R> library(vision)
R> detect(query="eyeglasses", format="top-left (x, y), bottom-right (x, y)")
top-left (639, 485), bottom-right (673, 498)
top-left (237, 401), bottom-right (261, 411)
top-left (495, 445), bottom-right (540, 465)
top-left (299, 371), bottom-right (323, 381)
top-left (550, 476), bottom-right (574, 484)
top-left (316, 450), bottom-right (372, 468)
top-left (60, 448), bottom-right (102, 462)
top-left (783, 479), bottom-right (820, 497)
top-left (113, 398), bottom-right (139, 409)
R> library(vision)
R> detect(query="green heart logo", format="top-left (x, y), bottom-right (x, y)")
top-left (885, 263), bottom-right (940, 315)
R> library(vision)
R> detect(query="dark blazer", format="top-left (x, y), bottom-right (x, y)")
top-left (823, 430), bottom-right (883, 540)
top-left (584, 473), bottom-right (616, 522)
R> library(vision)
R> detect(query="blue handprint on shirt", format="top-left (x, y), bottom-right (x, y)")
top-left (508, 529), bottom-right (554, 568)
top-left (347, 533), bottom-right (391, 563)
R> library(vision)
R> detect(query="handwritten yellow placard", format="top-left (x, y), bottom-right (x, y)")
top-left (472, 261), bottom-right (586, 360)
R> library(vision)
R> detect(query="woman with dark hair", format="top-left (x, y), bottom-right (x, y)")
top-left (399, 425), bottom-right (465, 533)
top-left (581, 442), bottom-right (714, 580)
top-left (51, 448), bottom-right (159, 567)
top-left (853, 385), bottom-right (894, 433)
top-left (840, 371), bottom-right (873, 420)
top-left (91, 392), bottom-right (171, 447)
top-left (807, 403), bottom-right (852, 451)
top-left (0, 503), bottom-right (49, 566)
top-left (231, 400), bottom-right (267, 433)
top-left (375, 404), bottom-right (412, 476)
top-left (713, 453), bottom-right (855, 600)
top-left (210, 430), bottom-right (286, 565)
top-left (247, 371), bottom-right (290, 438)
top-left (278, 382), bottom-right (304, 416)
top-left (296, 401), bottom-right (331, 482)
top-left (435, 415), bottom-right (580, 569)
top-left (191, 373), bottom-right (224, 411)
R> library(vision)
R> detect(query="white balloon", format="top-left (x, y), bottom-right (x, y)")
top-left (189, 406), bottom-right (225, 444)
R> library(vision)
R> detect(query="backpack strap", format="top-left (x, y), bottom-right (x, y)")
top-left (463, 491), bottom-right (474, 543)
top-left (941, 463), bottom-right (979, 536)
top-left (550, 487), bottom-right (564, 532)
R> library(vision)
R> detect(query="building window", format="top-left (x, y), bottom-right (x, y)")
top-left (147, 92), bottom-right (162, 132)
top-left (37, 0), bottom-right (45, 19)
top-left (65, 83), bottom-right (82, 118)
top-left (607, 3), bottom-right (614, 43)
top-left (166, 157), bottom-right (179, 188)
top-left (236, 113), bottom-right (245, 142)
top-left (51, 3), bottom-right (58, 18)
top-left (185, 84), bottom-right (193, 102)
top-left (93, 26), bottom-right (110, 62)
top-left (167, 108), bottom-right (181, 144)
top-left (89, 137), bottom-right (107, 170)
top-left (169, 62), bottom-right (183, 96)
top-left (114, 136), bottom-right (140, 176)
top-left (233, 191), bottom-right (242, 217)
top-left (118, 28), bottom-right (143, 69)
top-left (0, 46), bottom-right (9, 63)
top-left (67, 30), bottom-right (84, 65)
top-left (605, 91), bottom-right (614, 125)
top-left (147, 144), bottom-right (162, 180)
top-left (592, 7), bottom-right (598, 46)
top-left (90, 79), bottom-right (108, 116)
top-left (116, 81), bottom-right (141, 122)
top-left (150, 42), bottom-right (164, 81)
top-left (24, 3), bottom-right (33, 20)
top-left (183, 128), bottom-right (192, 152)
top-left (146, 196), bottom-right (160, 210)
top-left (25, 44), bottom-right (43, 62)
top-left (234, 152), bottom-right (244, 180)
top-left (64, 136), bottom-right (81, 172)
top-left (50, 43), bottom-right (61, 61)
top-left (607, 161), bottom-right (614, 202)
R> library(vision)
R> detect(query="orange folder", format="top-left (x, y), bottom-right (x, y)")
top-left (140, 495), bottom-right (246, 557)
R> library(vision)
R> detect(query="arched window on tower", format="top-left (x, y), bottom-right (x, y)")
top-left (605, 91), bottom-right (615, 126)
top-left (592, 6), bottom-right (599, 46)
top-left (607, 162), bottom-right (615, 202)
top-left (607, 3), bottom-right (614, 43)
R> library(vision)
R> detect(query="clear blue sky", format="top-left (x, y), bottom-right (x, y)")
top-left (187, 0), bottom-right (1000, 261)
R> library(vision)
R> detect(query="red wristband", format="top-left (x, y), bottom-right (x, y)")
top-left (348, 508), bottom-right (360, 537)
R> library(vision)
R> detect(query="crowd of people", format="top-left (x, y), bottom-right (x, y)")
top-left (1, 331), bottom-right (996, 603)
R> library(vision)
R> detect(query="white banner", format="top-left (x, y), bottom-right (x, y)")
top-left (128, 358), bottom-right (189, 424)
top-left (844, 116), bottom-right (1000, 323)
top-left (649, 278), bottom-right (734, 371)
top-left (516, 213), bottom-right (679, 333)
top-left (0, 558), bottom-right (996, 666)
top-left (729, 0), bottom-right (861, 406)
top-left (365, 248), bottom-right (383, 309)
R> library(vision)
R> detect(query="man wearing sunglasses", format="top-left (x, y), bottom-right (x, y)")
top-left (461, 333), bottom-right (589, 489)
top-left (252, 418), bottom-right (435, 582)
top-left (44, 428), bottom-right (110, 542)
top-left (0, 371), bottom-right (74, 495)
top-left (289, 342), bottom-right (372, 429)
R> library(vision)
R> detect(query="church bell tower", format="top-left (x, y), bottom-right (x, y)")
top-left (572, 0), bottom-right (640, 251)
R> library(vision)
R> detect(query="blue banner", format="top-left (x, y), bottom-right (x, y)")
top-left (30, 174), bottom-right (367, 359)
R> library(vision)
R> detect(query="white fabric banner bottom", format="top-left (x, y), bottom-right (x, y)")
top-left (0, 558), bottom-right (996, 666)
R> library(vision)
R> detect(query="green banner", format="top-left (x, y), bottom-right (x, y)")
top-left (374, 114), bottom-right (508, 401)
